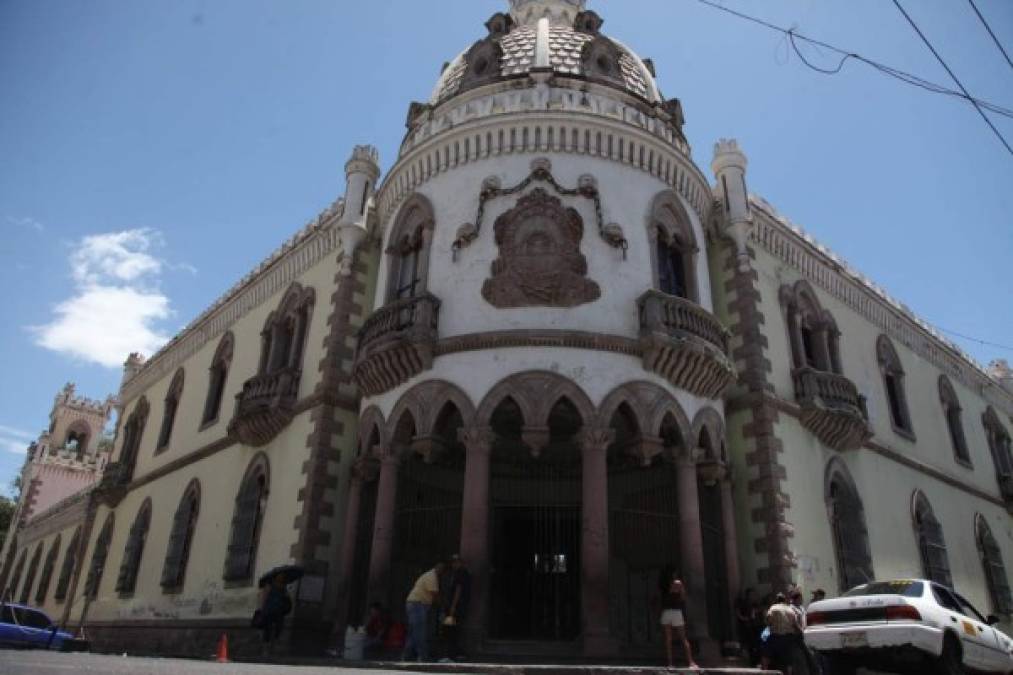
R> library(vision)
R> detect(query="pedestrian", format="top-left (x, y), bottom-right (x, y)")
top-left (735, 587), bottom-right (761, 665)
top-left (658, 567), bottom-right (699, 669)
top-left (403, 561), bottom-right (445, 662)
top-left (256, 572), bottom-right (293, 655)
top-left (440, 554), bottom-right (471, 661)
top-left (764, 592), bottom-right (802, 675)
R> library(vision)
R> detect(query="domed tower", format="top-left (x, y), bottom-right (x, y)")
top-left (342, 0), bottom-right (737, 657)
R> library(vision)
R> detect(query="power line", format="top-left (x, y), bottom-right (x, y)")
top-left (933, 326), bottom-right (1013, 353)
top-left (892, 0), bottom-right (1013, 156)
top-left (967, 0), bottom-right (1013, 72)
top-left (689, 0), bottom-right (1013, 121)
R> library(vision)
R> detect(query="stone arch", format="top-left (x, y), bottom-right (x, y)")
top-left (357, 406), bottom-right (388, 456)
top-left (223, 453), bottom-right (270, 582)
top-left (975, 513), bottom-right (1012, 615)
top-left (691, 407), bottom-right (725, 462)
top-left (780, 279), bottom-right (842, 374)
top-left (877, 334), bottom-right (914, 437)
top-left (387, 380), bottom-right (476, 440)
top-left (476, 370), bottom-right (595, 429)
top-left (156, 368), bottom-right (185, 451)
top-left (258, 282), bottom-right (315, 374)
top-left (64, 419), bottom-right (92, 458)
top-left (202, 330), bottom-right (234, 426)
top-left (938, 375), bottom-right (970, 464)
top-left (911, 489), bottom-right (952, 587)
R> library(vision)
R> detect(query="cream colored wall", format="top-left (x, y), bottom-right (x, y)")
top-left (748, 242), bottom-right (1013, 626)
top-left (80, 410), bottom-right (314, 622)
top-left (5, 518), bottom-right (84, 623)
top-left (114, 251), bottom-right (338, 481)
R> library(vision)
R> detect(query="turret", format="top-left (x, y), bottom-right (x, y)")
top-left (509, 0), bottom-right (584, 26)
top-left (711, 138), bottom-right (752, 271)
top-left (121, 352), bottom-right (145, 390)
top-left (337, 145), bottom-right (381, 275)
top-left (988, 359), bottom-right (1013, 395)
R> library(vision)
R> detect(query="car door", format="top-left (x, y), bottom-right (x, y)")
top-left (12, 607), bottom-right (54, 647)
top-left (932, 585), bottom-right (986, 670)
top-left (954, 591), bottom-right (1006, 673)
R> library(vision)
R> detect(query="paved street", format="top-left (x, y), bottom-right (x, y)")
top-left (0, 650), bottom-right (433, 675)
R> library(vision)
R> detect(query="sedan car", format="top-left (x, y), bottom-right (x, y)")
top-left (804, 579), bottom-right (1013, 675)
top-left (0, 603), bottom-right (75, 650)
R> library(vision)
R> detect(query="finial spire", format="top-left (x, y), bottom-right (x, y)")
top-left (509, 0), bottom-right (585, 26)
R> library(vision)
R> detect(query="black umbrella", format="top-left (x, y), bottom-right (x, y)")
top-left (258, 564), bottom-right (304, 588)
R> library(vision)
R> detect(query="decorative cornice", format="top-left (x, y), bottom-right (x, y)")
top-left (120, 204), bottom-right (346, 404)
top-left (748, 196), bottom-right (1013, 417)
top-left (378, 107), bottom-right (712, 239)
top-left (433, 329), bottom-right (641, 359)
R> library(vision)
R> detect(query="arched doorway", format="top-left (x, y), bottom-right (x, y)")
top-left (488, 396), bottom-right (583, 641)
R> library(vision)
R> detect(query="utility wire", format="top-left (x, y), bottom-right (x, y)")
top-left (892, 0), bottom-right (1013, 156)
top-left (933, 326), bottom-right (1013, 353)
top-left (690, 0), bottom-right (1013, 120)
top-left (967, 0), bottom-right (1013, 72)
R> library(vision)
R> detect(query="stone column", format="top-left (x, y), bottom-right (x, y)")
top-left (676, 450), bottom-right (710, 644)
top-left (331, 458), bottom-right (377, 651)
top-left (457, 426), bottom-right (494, 649)
top-left (366, 446), bottom-right (400, 608)
top-left (720, 474), bottom-right (741, 625)
top-left (814, 326), bottom-right (833, 372)
top-left (580, 427), bottom-right (617, 657)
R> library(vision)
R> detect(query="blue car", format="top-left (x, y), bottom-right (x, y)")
top-left (0, 603), bottom-right (74, 649)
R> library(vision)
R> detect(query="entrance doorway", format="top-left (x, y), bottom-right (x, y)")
top-left (487, 396), bottom-right (584, 642)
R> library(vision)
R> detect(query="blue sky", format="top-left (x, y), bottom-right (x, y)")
top-left (1, 0), bottom-right (1011, 496)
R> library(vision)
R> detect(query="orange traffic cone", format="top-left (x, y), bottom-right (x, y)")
top-left (215, 633), bottom-right (229, 663)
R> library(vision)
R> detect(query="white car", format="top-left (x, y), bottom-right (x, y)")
top-left (804, 579), bottom-right (1013, 675)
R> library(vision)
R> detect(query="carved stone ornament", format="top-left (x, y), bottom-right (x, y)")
top-left (482, 188), bottom-right (601, 308)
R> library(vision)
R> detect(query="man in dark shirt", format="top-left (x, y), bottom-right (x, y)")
top-left (442, 554), bottom-right (471, 660)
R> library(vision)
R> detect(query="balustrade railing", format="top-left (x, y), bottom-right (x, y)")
top-left (235, 366), bottom-right (300, 413)
top-left (637, 290), bottom-right (728, 353)
top-left (357, 293), bottom-right (440, 356)
top-left (792, 367), bottom-right (868, 417)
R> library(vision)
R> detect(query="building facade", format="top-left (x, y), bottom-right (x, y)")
top-left (1, 0), bottom-right (1011, 663)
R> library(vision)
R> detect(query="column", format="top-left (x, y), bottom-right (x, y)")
top-left (676, 450), bottom-right (710, 644)
top-left (331, 459), bottom-right (376, 650)
top-left (580, 427), bottom-right (616, 657)
top-left (457, 426), bottom-right (494, 649)
top-left (366, 446), bottom-right (400, 608)
top-left (720, 475), bottom-right (741, 630)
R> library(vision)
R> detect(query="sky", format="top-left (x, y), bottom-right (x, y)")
top-left (0, 0), bottom-right (1011, 497)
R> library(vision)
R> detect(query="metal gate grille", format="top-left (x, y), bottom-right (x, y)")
top-left (347, 479), bottom-right (378, 626)
top-left (608, 461), bottom-right (680, 647)
top-left (698, 478), bottom-right (730, 641)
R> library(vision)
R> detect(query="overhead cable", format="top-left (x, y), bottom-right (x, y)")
top-left (967, 0), bottom-right (1013, 72)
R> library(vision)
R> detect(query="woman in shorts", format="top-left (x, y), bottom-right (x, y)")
top-left (659, 571), bottom-right (699, 669)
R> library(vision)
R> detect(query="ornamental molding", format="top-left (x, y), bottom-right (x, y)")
top-left (120, 209), bottom-right (346, 405)
top-left (378, 108), bottom-right (711, 236)
top-left (748, 197), bottom-right (1013, 416)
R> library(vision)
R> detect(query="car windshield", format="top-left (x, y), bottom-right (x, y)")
top-left (843, 580), bottom-right (923, 598)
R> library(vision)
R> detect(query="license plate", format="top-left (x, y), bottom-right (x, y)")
top-left (841, 631), bottom-right (869, 648)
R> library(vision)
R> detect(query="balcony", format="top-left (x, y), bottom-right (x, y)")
top-left (228, 366), bottom-right (301, 447)
top-left (353, 293), bottom-right (440, 396)
top-left (95, 461), bottom-right (130, 505)
top-left (637, 290), bottom-right (735, 399)
top-left (793, 366), bottom-right (870, 451)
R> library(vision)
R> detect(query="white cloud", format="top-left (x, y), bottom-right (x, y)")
top-left (0, 425), bottom-right (35, 455)
top-left (31, 228), bottom-right (183, 368)
top-left (6, 216), bottom-right (44, 232)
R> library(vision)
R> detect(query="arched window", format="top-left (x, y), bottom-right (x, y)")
top-left (938, 376), bottom-right (970, 465)
top-left (156, 369), bottom-right (184, 452)
top-left (64, 421), bottom-right (90, 461)
top-left (119, 397), bottom-right (149, 482)
top-left (201, 332), bottom-right (234, 427)
top-left (223, 456), bottom-right (269, 582)
top-left (161, 480), bottom-right (200, 592)
top-left (877, 335), bottom-right (914, 438)
top-left (54, 527), bottom-right (81, 601)
top-left (780, 281), bottom-right (842, 374)
top-left (984, 407), bottom-right (1013, 502)
top-left (649, 191), bottom-right (698, 302)
top-left (385, 194), bottom-right (434, 303)
top-left (912, 491), bottom-right (951, 587)
top-left (976, 515), bottom-right (1012, 616)
top-left (19, 543), bottom-right (43, 603)
top-left (34, 534), bottom-right (61, 604)
top-left (825, 461), bottom-right (874, 592)
top-left (258, 284), bottom-right (314, 376)
top-left (116, 499), bottom-right (152, 595)
top-left (84, 514), bottom-right (115, 599)
top-left (7, 549), bottom-right (26, 602)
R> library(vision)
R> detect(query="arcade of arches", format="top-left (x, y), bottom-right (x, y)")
top-left (334, 373), bottom-right (740, 656)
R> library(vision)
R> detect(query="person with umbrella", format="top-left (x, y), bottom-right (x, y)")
top-left (255, 565), bottom-right (302, 653)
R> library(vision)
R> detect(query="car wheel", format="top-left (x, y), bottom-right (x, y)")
top-left (935, 634), bottom-right (964, 675)
top-left (824, 654), bottom-right (857, 675)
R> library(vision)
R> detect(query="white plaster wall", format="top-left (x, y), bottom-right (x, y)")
top-left (116, 252), bottom-right (338, 481)
top-left (372, 151), bottom-right (712, 338)
top-left (82, 409), bottom-right (314, 623)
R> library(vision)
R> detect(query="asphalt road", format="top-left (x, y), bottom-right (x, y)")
top-left (0, 650), bottom-right (435, 675)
